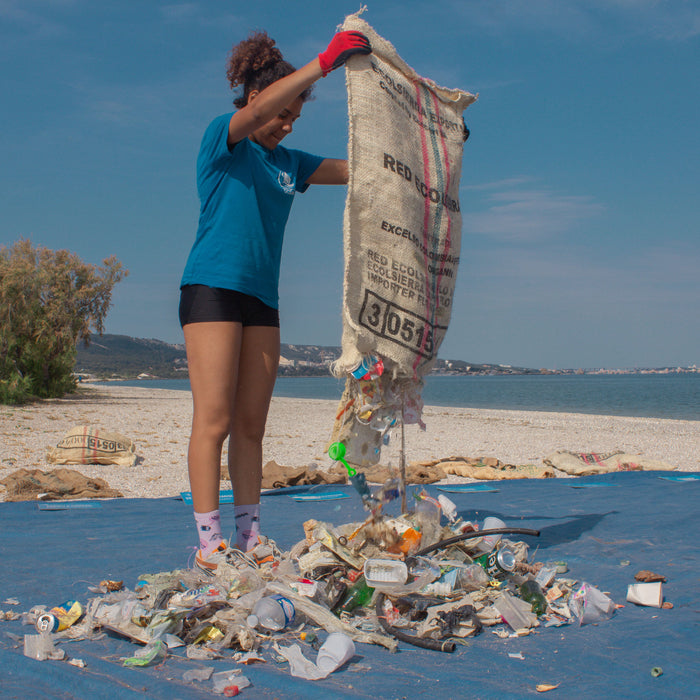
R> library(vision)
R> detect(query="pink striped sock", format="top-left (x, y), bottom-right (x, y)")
top-left (193, 509), bottom-right (223, 557)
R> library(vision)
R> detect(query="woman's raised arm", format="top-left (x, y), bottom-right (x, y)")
top-left (226, 31), bottom-right (371, 148)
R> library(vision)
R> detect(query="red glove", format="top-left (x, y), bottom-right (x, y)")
top-left (318, 31), bottom-right (371, 76)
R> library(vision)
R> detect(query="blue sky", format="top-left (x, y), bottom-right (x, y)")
top-left (1, 0), bottom-right (698, 369)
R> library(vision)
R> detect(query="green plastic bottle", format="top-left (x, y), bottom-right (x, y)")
top-left (519, 579), bottom-right (548, 616)
top-left (335, 575), bottom-right (375, 614)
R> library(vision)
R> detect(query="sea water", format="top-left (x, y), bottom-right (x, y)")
top-left (97, 373), bottom-right (699, 421)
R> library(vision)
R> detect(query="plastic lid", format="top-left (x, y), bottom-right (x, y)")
top-left (246, 614), bottom-right (259, 628)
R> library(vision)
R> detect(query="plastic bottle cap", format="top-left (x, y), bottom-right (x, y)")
top-left (246, 614), bottom-right (259, 628)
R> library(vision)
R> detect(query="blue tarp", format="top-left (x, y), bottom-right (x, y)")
top-left (1, 471), bottom-right (698, 699)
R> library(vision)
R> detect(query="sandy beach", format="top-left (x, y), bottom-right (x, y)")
top-left (0, 383), bottom-right (698, 501)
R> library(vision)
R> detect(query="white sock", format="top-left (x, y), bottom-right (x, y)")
top-left (193, 509), bottom-right (223, 557)
top-left (234, 503), bottom-right (261, 552)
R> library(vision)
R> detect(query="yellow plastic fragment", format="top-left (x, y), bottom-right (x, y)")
top-left (192, 625), bottom-right (224, 645)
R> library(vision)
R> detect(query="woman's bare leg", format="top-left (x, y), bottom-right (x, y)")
top-left (184, 321), bottom-right (242, 514)
top-left (228, 325), bottom-right (280, 506)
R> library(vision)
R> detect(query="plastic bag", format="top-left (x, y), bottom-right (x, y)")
top-left (570, 582), bottom-right (615, 625)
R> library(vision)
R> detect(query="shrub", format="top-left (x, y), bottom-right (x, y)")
top-left (0, 239), bottom-right (127, 403)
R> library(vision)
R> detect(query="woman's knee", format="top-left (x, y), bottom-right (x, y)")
top-left (231, 414), bottom-right (267, 446)
top-left (192, 412), bottom-right (232, 446)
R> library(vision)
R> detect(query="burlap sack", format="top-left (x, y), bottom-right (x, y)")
top-left (260, 461), bottom-right (347, 489)
top-left (543, 451), bottom-right (677, 476)
top-left (0, 467), bottom-right (123, 501)
top-left (328, 11), bottom-right (476, 464)
top-left (440, 461), bottom-right (556, 480)
top-left (46, 425), bottom-right (137, 467)
top-left (335, 11), bottom-right (476, 379)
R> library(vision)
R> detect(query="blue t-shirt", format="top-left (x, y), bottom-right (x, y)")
top-left (180, 113), bottom-right (324, 308)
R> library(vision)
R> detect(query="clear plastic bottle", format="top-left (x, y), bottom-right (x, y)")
top-left (414, 493), bottom-right (442, 548)
top-left (247, 594), bottom-right (295, 631)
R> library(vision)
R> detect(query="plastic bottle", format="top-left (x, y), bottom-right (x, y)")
top-left (519, 579), bottom-right (548, 616)
top-left (334, 575), bottom-right (375, 614)
top-left (414, 493), bottom-right (442, 548)
top-left (475, 516), bottom-right (506, 553)
top-left (246, 594), bottom-right (295, 631)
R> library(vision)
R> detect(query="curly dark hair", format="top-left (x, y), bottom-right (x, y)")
top-left (226, 31), bottom-right (313, 109)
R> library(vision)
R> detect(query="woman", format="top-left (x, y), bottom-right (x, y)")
top-left (179, 29), bottom-right (371, 573)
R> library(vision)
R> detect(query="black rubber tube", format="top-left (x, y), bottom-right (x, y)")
top-left (414, 527), bottom-right (540, 557)
top-left (376, 526), bottom-right (541, 653)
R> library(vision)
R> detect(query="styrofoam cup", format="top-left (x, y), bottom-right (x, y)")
top-left (316, 633), bottom-right (355, 673)
top-left (626, 582), bottom-right (663, 607)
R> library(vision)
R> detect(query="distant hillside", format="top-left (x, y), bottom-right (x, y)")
top-left (75, 334), bottom-right (344, 379)
top-left (75, 335), bottom-right (188, 379)
top-left (75, 334), bottom-right (538, 379)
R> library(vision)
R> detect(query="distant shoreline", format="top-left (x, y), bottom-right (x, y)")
top-left (84, 373), bottom-right (700, 422)
top-left (78, 366), bottom-right (700, 380)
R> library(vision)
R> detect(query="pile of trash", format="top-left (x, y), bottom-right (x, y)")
top-left (10, 484), bottom-right (619, 694)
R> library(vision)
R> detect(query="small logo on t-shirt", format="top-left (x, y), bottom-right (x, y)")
top-left (278, 171), bottom-right (295, 194)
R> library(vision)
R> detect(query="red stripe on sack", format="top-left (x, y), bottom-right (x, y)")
top-left (81, 425), bottom-right (88, 464)
top-left (413, 91), bottom-right (454, 373)
top-left (414, 82), bottom-right (432, 375)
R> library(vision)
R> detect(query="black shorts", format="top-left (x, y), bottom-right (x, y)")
top-left (179, 285), bottom-right (280, 328)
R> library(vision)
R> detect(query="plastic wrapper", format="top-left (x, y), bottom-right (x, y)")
top-left (570, 582), bottom-right (615, 625)
top-left (23, 633), bottom-right (65, 661)
top-left (493, 592), bottom-right (538, 631)
top-left (183, 667), bottom-right (214, 682)
top-left (122, 639), bottom-right (167, 667)
top-left (211, 670), bottom-right (250, 695)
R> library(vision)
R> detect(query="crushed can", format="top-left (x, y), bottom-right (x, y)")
top-left (474, 546), bottom-right (516, 580)
top-left (35, 600), bottom-right (83, 633)
top-left (350, 355), bottom-right (384, 380)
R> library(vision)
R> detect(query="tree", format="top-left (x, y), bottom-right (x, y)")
top-left (0, 239), bottom-right (127, 403)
